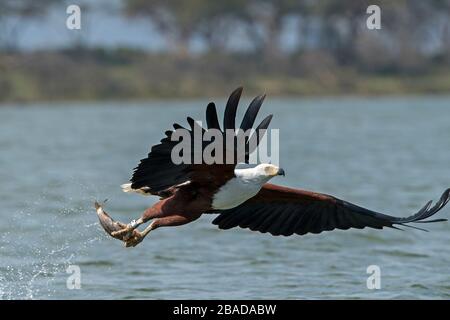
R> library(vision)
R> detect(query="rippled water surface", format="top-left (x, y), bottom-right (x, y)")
top-left (1, 96), bottom-right (449, 299)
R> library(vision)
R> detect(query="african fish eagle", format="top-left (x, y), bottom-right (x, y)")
top-left (95, 87), bottom-right (449, 247)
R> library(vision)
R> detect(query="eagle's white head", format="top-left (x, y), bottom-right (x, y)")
top-left (235, 163), bottom-right (285, 183)
top-left (255, 163), bottom-right (285, 177)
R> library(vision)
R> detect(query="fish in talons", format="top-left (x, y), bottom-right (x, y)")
top-left (95, 201), bottom-right (153, 247)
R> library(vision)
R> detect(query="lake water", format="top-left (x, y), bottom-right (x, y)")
top-left (0, 96), bottom-right (449, 299)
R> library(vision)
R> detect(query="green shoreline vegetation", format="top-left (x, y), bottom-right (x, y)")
top-left (1, 49), bottom-right (449, 104)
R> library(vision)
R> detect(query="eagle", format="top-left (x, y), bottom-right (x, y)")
top-left (95, 87), bottom-right (449, 247)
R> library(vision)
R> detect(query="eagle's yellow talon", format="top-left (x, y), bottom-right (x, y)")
top-left (124, 231), bottom-right (144, 247)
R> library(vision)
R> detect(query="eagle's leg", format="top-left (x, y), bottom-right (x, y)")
top-left (123, 213), bottom-right (202, 247)
top-left (110, 217), bottom-right (144, 240)
top-left (109, 205), bottom-right (162, 240)
top-left (123, 220), bottom-right (156, 247)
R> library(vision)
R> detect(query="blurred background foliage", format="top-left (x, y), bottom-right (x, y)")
top-left (0, 0), bottom-right (449, 102)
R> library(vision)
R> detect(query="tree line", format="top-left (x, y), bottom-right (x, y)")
top-left (2, 1), bottom-right (449, 63)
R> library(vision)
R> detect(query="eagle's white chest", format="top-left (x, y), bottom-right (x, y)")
top-left (211, 168), bottom-right (269, 210)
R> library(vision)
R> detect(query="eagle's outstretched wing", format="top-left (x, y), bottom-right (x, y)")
top-left (129, 88), bottom-right (273, 195)
top-left (212, 184), bottom-right (450, 236)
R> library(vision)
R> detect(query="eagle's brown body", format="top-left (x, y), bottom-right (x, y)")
top-left (141, 185), bottom-right (212, 227)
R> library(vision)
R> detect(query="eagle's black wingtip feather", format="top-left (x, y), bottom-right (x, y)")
top-left (234, 86), bottom-right (244, 94)
top-left (399, 223), bottom-right (429, 232)
top-left (390, 225), bottom-right (405, 231)
top-left (414, 218), bottom-right (448, 223)
top-left (223, 87), bottom-right (243, 130)
top-left (392, 188), bottom-right (450, 228)
top-left (240, 94), bottom-right (266, 131)
top-left (206, 102), bottom-right (220, 130)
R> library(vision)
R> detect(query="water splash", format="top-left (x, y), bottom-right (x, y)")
top-left (0, 179), bottom-right (104, 299)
